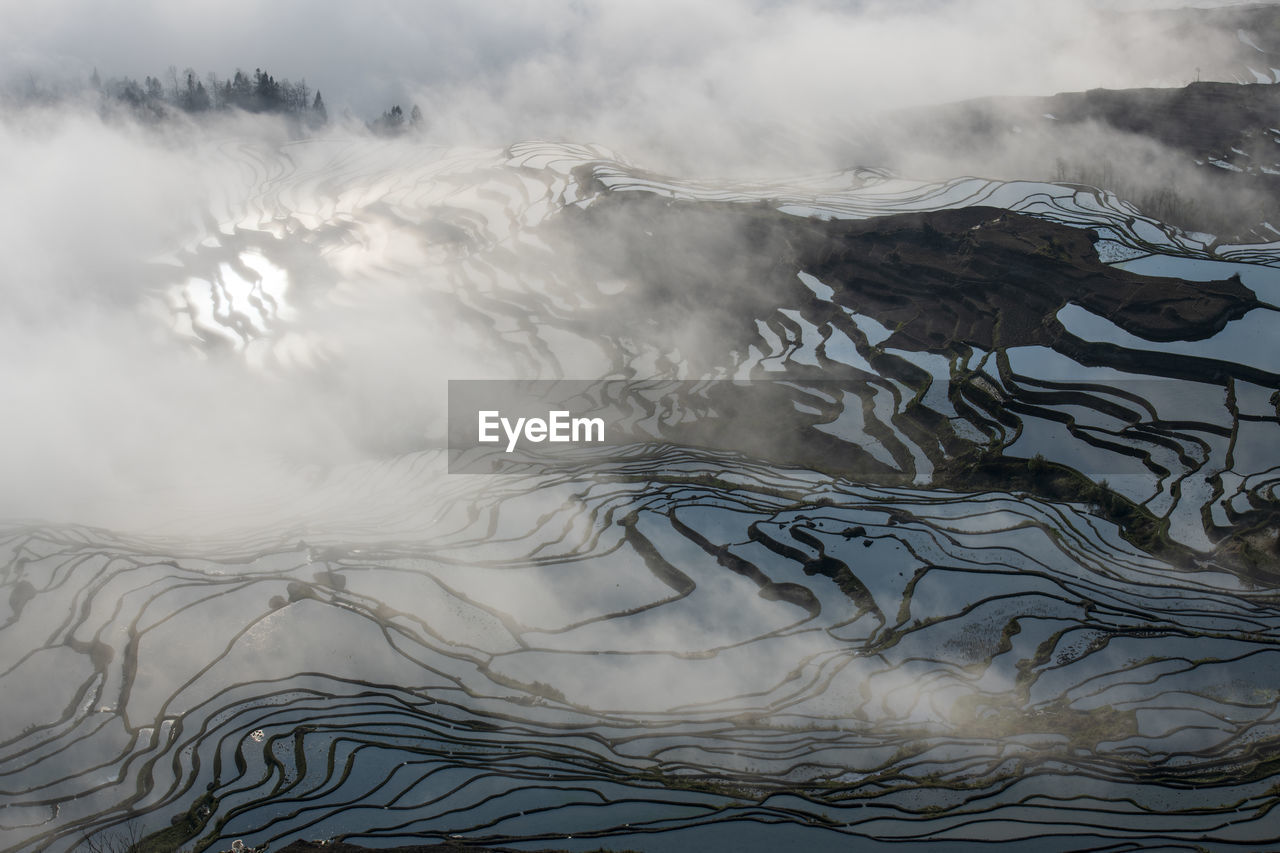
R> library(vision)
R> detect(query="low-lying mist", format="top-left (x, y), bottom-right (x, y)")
top-left (4, 0), bottom-right (1273, 175)
top-left (866, 113), bottom-right (1277, 239)
top-left (1, 0), bottom-right (1276, 534)
top-left (0, 110), bottom-right (509, 532)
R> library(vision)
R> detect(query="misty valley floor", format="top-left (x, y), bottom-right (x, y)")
top-left (3, 117), bottom-right (1280, 853)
